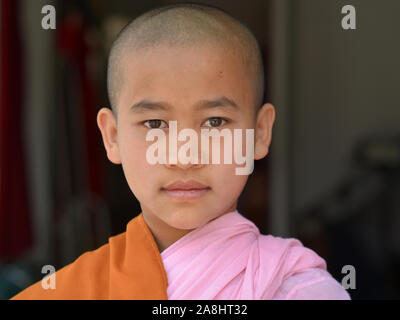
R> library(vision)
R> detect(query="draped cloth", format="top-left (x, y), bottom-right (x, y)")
top-left (161, 210), bottom-right (348, 300)
top-left (11, 214), bottom-right (168, 300)
top-left (11, 210), bottom-right (349, 300)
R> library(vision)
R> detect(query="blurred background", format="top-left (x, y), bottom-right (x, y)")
top-left (1, 0), bottom-right (399, 299)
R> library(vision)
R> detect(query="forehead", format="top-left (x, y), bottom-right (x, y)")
top-left (117, 43), bottom-right (255, 113)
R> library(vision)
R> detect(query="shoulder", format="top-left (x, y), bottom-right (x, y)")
top-left (11, 232), bottom-right (127, 300)
top-left (258, 234), bottom-right (327, 271)
top-left (272, 268), bottom-right (351, 300)
top-left (255, 234), bottom-right (336, 299)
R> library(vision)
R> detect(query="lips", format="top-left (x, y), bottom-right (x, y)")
top-left (163, 179), bottom-right (208, 190)
top-left (162, 179), bottom-right (210, 200)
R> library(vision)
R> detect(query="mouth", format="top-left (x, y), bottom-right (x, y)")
top-left (161, 179), bottom-right (211, 200)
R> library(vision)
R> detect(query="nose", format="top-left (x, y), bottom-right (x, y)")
top-left (165, 139), bottom-right (205, 170)
top-left (165, 161), bottom-right (204, 170)
top-left (164, 121), bottom-right (205, 170)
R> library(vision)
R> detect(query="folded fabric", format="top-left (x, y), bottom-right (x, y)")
top-left (161, 210), bottom-right (350, 300)
top-left (11, 214), bottom-right (168, 299)
top-left (11, 210), bottom-right (350, 300)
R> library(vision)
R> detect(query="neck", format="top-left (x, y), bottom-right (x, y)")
top-left (141, 212), bottom-right (195, 253)
top-left (141, 203), bottom-right (238, 253)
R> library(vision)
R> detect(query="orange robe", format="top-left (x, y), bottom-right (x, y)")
top-left (11, 214), bottom-right (168, 300)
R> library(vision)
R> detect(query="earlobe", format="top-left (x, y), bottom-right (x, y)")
top-left (254, 103), bottom-right (276, 160)
top-left (97, 108), bottom-right (122, 164)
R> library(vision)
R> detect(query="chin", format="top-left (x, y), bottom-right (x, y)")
top-left (166, 209), bottom-right (211, 230)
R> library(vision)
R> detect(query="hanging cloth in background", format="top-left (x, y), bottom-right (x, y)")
top-left (0, 0), bottom-right (33, 260)
top-left (51, 8), bottom-right (108, 267)
top-left (56, 8), bottom-right (105, 198)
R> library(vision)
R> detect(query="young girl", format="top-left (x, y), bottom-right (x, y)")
top-left (12, 3), bottom-right (350, 300)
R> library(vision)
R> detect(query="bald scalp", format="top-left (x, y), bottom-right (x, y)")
top-left (107, 3), bottom-right (264, 114)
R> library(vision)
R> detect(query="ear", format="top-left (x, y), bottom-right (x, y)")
top-left (254, 103), bottom-right (276, 160)
top-left (97, 108), bottom-right (122, 164)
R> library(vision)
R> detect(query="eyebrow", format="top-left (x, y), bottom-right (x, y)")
top-left (129, 96), bottom-right (239, 113)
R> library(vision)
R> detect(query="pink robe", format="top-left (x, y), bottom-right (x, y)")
top-left (161, 210), bottom-right (351, 300)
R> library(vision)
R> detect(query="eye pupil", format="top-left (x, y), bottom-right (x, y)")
top-left (149, 120), bottom-right (162, 128)
top-left (210, 118), bottom-right (222, 127)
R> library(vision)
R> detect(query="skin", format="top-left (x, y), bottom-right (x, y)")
top-left (97, 42), bottom-right (275, 252)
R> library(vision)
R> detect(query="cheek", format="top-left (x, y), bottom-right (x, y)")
top-left (119, 135), bottom-right (144, 165)
top-left (212, 163), bottom-right (248, 197)
top-left (119, 134), bottom-right (157, 191)
top-left (208, 129), bottom-right (251, 197)
top-left (118, 124), bottom-right (152, 167)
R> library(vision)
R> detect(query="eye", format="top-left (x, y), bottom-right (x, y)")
top-left (143, 120), bottom-right (168, 129)
top-left (203, 117), bottom-right (228, 128)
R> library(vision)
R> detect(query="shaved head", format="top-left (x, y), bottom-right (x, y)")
top-left (107, 3), bottom-right (265, 113)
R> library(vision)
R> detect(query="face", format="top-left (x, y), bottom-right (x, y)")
top-left (98, 42), bottom-right (275, 243)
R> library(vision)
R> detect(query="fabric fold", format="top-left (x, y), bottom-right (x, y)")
top-left (12, 210), bottom-right (341, 300)
top-left (11, 214), bottom-right (168, 300)
top-left (161, 210), bottom-right (327, 300)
